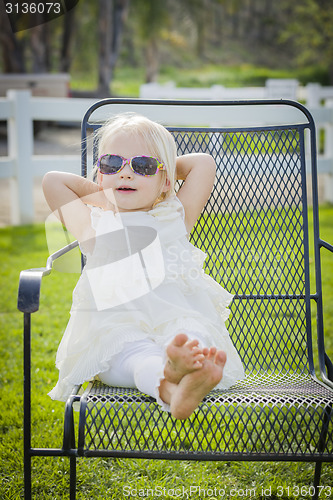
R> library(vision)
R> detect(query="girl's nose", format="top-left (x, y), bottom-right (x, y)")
top-left (119, 164), bottom-right (133, 178)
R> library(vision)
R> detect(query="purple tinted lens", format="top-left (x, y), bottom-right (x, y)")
top-left (131, 156), bottom-right (158, 175)
top-left (99, 155), bottom-right (123, 174)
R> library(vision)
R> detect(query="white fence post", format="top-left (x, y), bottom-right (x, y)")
top-left (7, 90), bottom-right (34, 225)
top-left (306, 83), bottom-right (322, 107)
top-left (265, 79), bottom-right (299, 99)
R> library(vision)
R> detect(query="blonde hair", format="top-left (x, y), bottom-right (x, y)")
top-left (93, 113), bottom-right (177, 203)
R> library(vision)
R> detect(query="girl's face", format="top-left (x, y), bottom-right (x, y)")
top-left (97, 132), bottom-right (170, 213)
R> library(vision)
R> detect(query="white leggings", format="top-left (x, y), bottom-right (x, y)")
top-left (98, 333), bottom-right (207, 412)
top-left (98, 339), bottom-right (169, 410)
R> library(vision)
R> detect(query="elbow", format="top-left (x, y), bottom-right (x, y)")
top-left (42, 171), bottom-right (63, 208)
top-left (205, 153), bottom-right (216, 167)
top-left (42, 172), bottom-right (51, 195)
top-left (197, 153), bottom-right (216, 170)
top-left (202, 154), bottom-right (217, 179)
top-left (42, 171), bottom-right (54, 187)
top-left (42, 171), bottom-right (60, 193)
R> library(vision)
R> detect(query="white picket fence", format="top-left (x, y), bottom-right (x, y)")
top-left (0, 86), bottom-right (333, 225)
top-left (140, 79), bottom-right (333, 105)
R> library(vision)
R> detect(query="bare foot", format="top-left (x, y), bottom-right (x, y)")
top-left (169, 348), bottom-right (227, 420)
top-left (164, 333), bottom-right (205, 384)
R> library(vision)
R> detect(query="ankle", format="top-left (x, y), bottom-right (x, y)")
top-left (158, 378), bottom-right (175, 406)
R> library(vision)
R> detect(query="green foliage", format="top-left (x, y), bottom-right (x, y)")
top-left (70, 0), bottom-right (99, 77)
top-left (280, 0), bottom-right (333, 79)
top-left (2, 0), bottom-right (332, 89)
top-left (71, 63), bottom-right (330, 97)
top-left (157, 63), bottom-right (332, 89)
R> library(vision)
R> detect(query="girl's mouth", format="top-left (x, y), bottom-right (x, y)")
top-left (117, 187), bottom-right (136, 192)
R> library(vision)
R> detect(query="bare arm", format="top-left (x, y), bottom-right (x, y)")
top-left (176, 153), bottom-right (216, 233)
top-left (42, 172), bottom-right (113, 242)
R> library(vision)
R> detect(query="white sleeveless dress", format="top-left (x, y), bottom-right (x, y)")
top-left (48, 196), bottom-right (245, 402)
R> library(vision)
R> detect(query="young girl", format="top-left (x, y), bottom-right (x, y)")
top-left (43, 113), bottom-right (244, 420)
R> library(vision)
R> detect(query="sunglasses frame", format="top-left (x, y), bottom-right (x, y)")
top-left (97, 154), bottom-right (165, 177)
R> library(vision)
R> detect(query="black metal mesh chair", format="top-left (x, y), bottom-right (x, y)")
top-left (18, 99), bottom-right (333, 499)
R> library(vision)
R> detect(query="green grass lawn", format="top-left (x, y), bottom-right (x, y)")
top-left (0, 206), bottom-right (332, 499)
top-left (70, 63), bottom-right (329, 97)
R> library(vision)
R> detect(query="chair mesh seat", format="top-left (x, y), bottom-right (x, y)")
top-left (79, 377), bottom-right (333, 459)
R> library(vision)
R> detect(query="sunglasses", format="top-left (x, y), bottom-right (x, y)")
top-left (97, 154), bottom-right (165, 177)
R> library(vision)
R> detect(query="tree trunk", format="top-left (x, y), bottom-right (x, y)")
top-left (0, 2), bottom-right (25, 72)
top-left (60, 8), bottom-right (76, 72)
top-left (98, 0), bottom-right (113, 96)
top-left (30, 19), bottom-right (50, 72)
top-left (145, 38), bottom-right (158, 83)
top-left (98, 0), bottom-right (128, 96)
top-left (110, 0), bottom-right (129, 73)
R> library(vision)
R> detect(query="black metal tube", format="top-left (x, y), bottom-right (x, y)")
top-left (299, 129), bottom-right (315, 374)
top-left (313, 462), bottom-right (323, 500)
top-left (310, 117), bottom-right (327, 383)
top-left (82, 449), bottom-right (333, 461)
top-left (23, 312), bottom-right (32, 500)
top-left (30, 447), bottom-right (77, 457)
top-left (70, 457), bottom-right (77, 500)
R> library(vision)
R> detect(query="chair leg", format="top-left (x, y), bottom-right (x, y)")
top-left (70, 457), bottom-right (76, 500)
top-left (69, 397), bottom-right (77, 500)
top-left (23, 312), bottom-right (32, 500)
top-left (312, 397), bottom-right (332, 500)
top-left (313, 462), bottom-right (322, 500)
top-left (24, 453), bottom-right (32, 500)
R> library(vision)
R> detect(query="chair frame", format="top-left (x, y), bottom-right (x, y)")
top-left (18, 99), bottom-right (333, 499)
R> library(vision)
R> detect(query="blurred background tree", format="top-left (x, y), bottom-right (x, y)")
top-left (0, 0), bottom-right (332, 95)
top-left (280, 0), bottom-right (333, 84)
top-left (97, 0), bottom-right (129, 96)
top-left (128, 0), bottom-right (170, 83)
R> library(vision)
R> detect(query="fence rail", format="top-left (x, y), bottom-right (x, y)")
top-left (139, 80), bottom-right (333, 104)
top-left (0, 88), bottom-right (332, 225)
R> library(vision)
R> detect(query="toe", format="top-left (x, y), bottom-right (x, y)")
top-left (207, 346), bottom-right (217, 360)
top-left (194, 353), bottom-right (205, 366)
top-left (187, 339), bottom-right (200, 350)
top-left (215, 350), bottom-right (227, 367)
top-left (172, 333), bottom-right (188, 347)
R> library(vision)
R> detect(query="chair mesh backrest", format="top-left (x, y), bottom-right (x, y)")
top-left (84, 114), bottom-right (311, 378)
top-left (171, 126), bottom-right (309, 376)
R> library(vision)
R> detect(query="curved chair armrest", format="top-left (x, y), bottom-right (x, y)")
top-left (318, 238), bottom-right (333, 388)
top-left (325, 354), bottom-right (333, 384)
top-left (319, 238), bottom-right (333, 253)
top-left (63, 385), bottom-right (82, 451)
top-left (17, 240), bottom-right (79, 314)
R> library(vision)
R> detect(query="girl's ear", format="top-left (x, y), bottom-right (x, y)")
top-left (161, 176), bottom-right (171, 193)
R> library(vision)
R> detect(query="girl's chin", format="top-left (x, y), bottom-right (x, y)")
top-left (116, 202), bottom-right (154, 213)
top-left (114, 195), bottom-right (156, 212)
